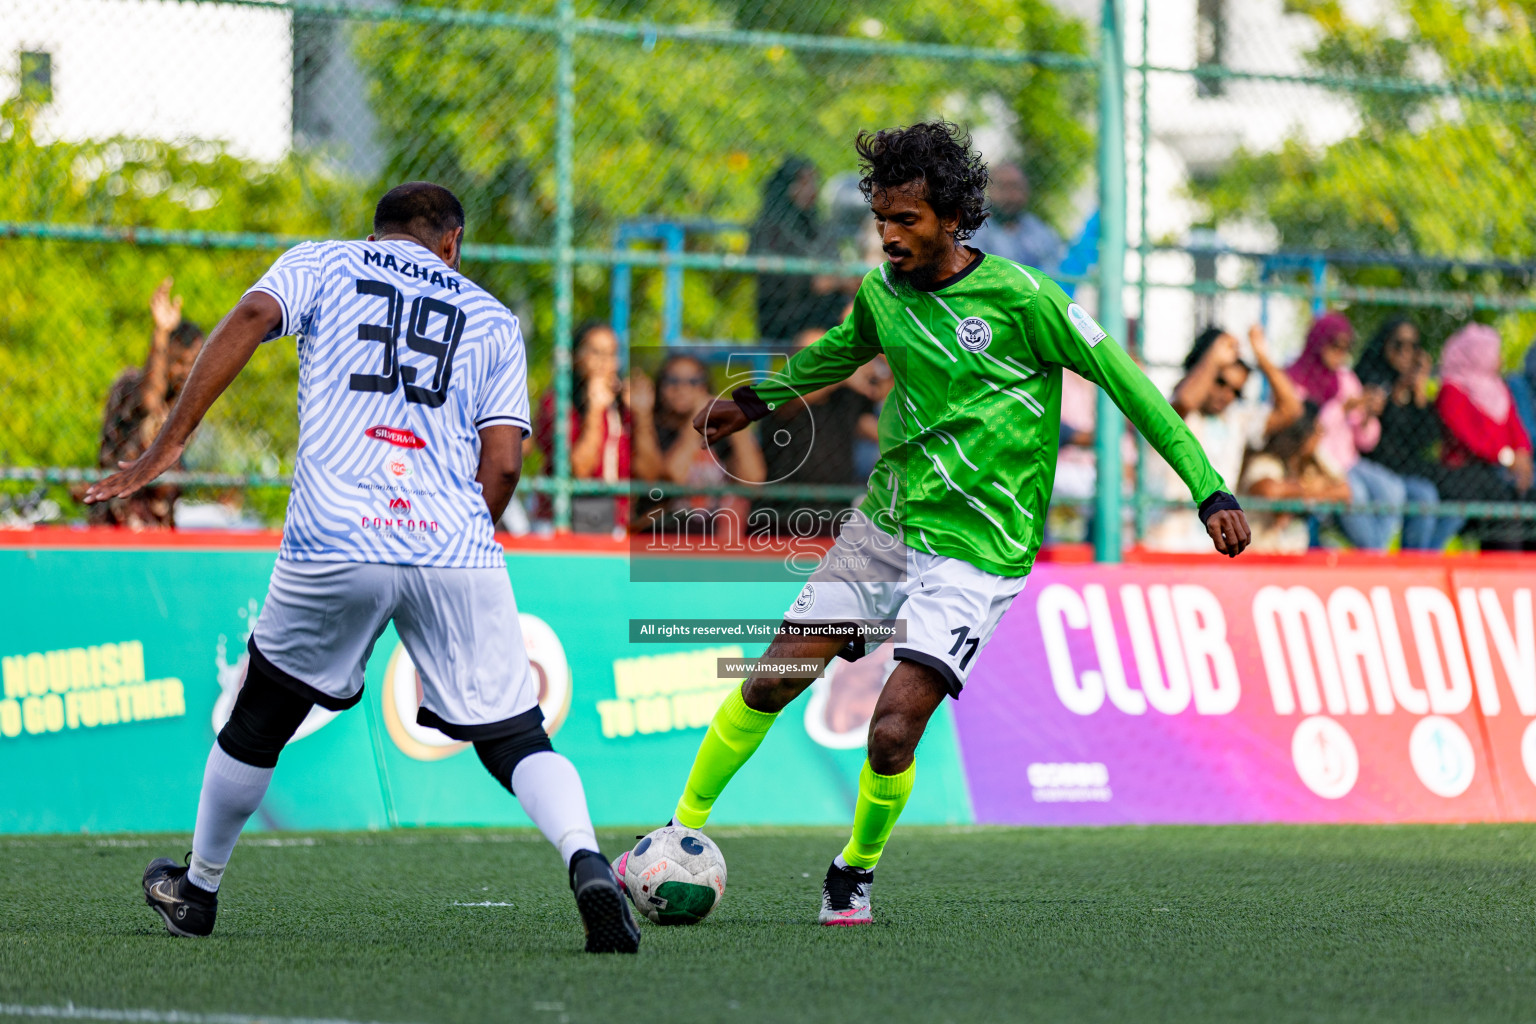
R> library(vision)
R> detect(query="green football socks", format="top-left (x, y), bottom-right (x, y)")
top-left (840, 759), bottom-right (916, 869)
top-left (673, 686), bottom-right (779, 829)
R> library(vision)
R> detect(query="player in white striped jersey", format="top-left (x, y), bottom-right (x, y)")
top-left (86, 182), bottom-right (639, 953)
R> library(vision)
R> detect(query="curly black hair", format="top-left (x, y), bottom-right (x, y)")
top-left (855, 121), bottom-right (989, 241)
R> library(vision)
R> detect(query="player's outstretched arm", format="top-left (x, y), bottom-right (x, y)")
top-left (84, 292), bottom-right (281, 505)
top-left (476, 424), bottom-right (524, 523)
top-left (1031, 281), bottom-right (1250, 558)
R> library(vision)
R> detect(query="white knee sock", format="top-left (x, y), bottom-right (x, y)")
top-left (187, 743), bottom-right (274, 892)
top-left (511, 751), bottom-right (601, 866)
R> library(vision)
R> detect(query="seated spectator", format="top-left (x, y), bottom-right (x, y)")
top-left (1142, 323), bottom-right (1301, 551)
top-left (1240, 402), bottom-right (1351, 554)
top-left (1508, 344), bottom-right (1536, 443)
top-left (968, 162), bottom-right (1065, 273)
top-left (1287, 312), bottom-right (1400, 551)
top-left (91, 277), bottom-right (204, 529)
top-left (750, 158), bottom-right (858, 342)
top-left (756, 328), bottom-right (877, 534)
top-left (533, 321), bottom-right (632, 534)
top-left (1436, 324), bottom-right (1534, 549)
top-left (633, 354), bottom-right (765, 533)
top-left (1353, 319), bottom-right (1460, 550)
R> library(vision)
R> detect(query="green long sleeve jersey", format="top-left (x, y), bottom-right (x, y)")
top-left (748, 253), bottom-right (1227, 576)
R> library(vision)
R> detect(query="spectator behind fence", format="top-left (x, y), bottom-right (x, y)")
top-left (1142, 323), bottom-right (1301, 551)
top-left (757, 327), bottom-right (877, 533)
top-left (1436, 323), bottom-right (1534, 548)
top-left (1287, 312), bottom-right (1400, 551)
top-left (850, 353), bottom-right (893, 482)
top-left (1353, 319), bottom-right (1461, 550)
top-left (533, 321), bottom-right (632, 534)
top-left (750, 158), bottom-right (858, 341)
top-left (1239, 402), bottom-right (1351, 554)
top-left (1509, 344), bottom-right (1536, 444)
top-left (91, 277), bottom-right (204, 529)
top-left (968, 161), bottom-right (1065, 274)
top-left (633, 353), bottom-right (765, 532)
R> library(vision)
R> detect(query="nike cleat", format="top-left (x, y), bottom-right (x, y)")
top-left (818, 861), bottom-right (874, 926)
top-left (569, 850), bottom-right (641, 953)
top-left (143, 856), bottom-right (218, 938)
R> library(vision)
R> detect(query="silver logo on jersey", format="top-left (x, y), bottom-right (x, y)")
top-left (956, 316), bottom-right (992, 353)
top-left (792, 583), bottom-right (816, 614)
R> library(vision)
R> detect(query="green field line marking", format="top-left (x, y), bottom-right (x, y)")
top-left (0, 1006), bottom-right (424, 1024)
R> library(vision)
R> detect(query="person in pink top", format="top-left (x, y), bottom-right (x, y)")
top-left (1287, 312), bottom-right (1398, 549)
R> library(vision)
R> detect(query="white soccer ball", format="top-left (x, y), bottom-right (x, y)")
top-left (617, 825), bottom-right (726, 925)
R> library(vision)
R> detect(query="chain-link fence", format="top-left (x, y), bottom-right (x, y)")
top-left (2, 0), bottom-right (1534, 556)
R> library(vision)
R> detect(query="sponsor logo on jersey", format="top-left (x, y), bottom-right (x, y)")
top-left (956, 316), bottom-right (992, 353)
top-left (1067, 303), bottom-right (1108, 347)
top-left (364, 425), bottom-right (428, 449)
top-left (383, 451), bottom-right (414, 480)
top-left (362, 516), bottom-right (439, 533)
top-left (388, 497), bottom-right (411, 512)
top-left (792, 583), bottom-right (816, 614)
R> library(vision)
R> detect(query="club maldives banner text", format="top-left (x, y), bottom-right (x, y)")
top-left (1, 538), bottom-right (1533, 832)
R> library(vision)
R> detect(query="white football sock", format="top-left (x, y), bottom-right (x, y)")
top-left (187, 743), bottom-right (274, 892)
top-left (511, 751), bottom-right (601, 866)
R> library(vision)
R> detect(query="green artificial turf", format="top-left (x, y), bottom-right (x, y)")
top-left (4, 825), bottom-right (1536, 1023)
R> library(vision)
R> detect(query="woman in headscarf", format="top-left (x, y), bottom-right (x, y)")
top-left (1352, 318), bottom-right (1459, 550)
top-left (1436, 323), bottom-right (1533, 547)
top-left (1286, 312), bottom-right (1397, 550)
top-left (750, 157), bottom-right (855, 341)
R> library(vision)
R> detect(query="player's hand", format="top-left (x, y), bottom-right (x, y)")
top-left (83, 442), bottom-right (185, 505)
top-left (1206, 508), bottom-right (1251, 558)
top-left (692, 399), bottom-right (751, 445)
top-left (150, 277), bottom-right (183, 336)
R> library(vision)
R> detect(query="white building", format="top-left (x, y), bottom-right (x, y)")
top-left (0, 0), bottom-right (380, 172)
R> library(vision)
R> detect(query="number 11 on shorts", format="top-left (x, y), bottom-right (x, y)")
top-left (948, 626), bottom-right (979, 670)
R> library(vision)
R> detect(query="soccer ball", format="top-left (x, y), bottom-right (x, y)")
top-left (615, 825), bottom-right (726, 925)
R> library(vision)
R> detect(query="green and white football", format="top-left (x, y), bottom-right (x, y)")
top-left (619, 825), bottom-right (726, 925)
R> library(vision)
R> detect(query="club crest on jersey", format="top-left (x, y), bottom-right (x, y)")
top-left (1068, 303), bottom-right (1108, 347)
top-left (956, 316), bottom-right (992, 353)
top-left (383, 451), bottom-right (414, 480)
top-left (792, 583), bottom-right (816, 614)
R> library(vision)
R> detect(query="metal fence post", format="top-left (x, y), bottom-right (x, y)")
top-left (1094, 0), bottom-right (1127, 563)
top-left (552, 0), bottom-right (576, 532)
top-left (1132, 0), bottom-right (1150, 545)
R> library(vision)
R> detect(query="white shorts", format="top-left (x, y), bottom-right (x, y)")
top-left (250, 559), bottom-right (539, 739)
top-left (784, 512), bottom-right (1028, 696)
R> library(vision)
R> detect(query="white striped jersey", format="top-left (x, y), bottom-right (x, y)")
top-left (246, 239), bottom-right (529, 568)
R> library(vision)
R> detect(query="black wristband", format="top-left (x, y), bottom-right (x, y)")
top-left (1198, 490), bottom-right (1243, 527)
top-left (732, 385), bottom-right (771, 422)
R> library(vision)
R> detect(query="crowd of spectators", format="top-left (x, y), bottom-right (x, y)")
top-left (95, 164), bottom-right (1536, 553)
top-left (1148, 312), bottom-right (1535, 554)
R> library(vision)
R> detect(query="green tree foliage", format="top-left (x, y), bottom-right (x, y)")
top-left (0, 98), bottom-right (367, 478)
top-left (1199, 0), bottom-right (1536, 351)
top-left (354, 0), bottom-right (1092, 364)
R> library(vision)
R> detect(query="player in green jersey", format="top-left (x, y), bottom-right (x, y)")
top-left (666, 122), bottom-right (1251, 924)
